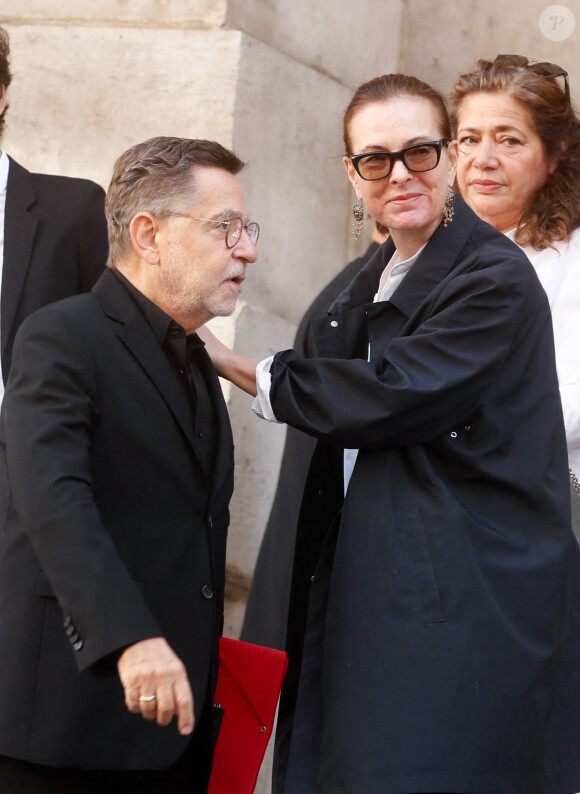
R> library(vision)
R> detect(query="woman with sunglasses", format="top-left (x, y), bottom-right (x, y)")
top-left (450, 55), bottom-right (580, 540)
top-left (200, 73), bottom-right (579, 793)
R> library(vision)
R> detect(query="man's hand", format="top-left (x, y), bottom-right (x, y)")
top-left (117, 637), bottom-right (194, 735)
top-left (197, 324), bottom-right (258, 396)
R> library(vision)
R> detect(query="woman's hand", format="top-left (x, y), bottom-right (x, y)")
top-left (197, 324), bottom-right (259, 396)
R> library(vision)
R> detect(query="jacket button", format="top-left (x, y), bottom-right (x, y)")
top-left (330, 320), bottom-right (338, 328)
top-left (201, 585), bottom-right (214, 599)
top-left (207, 515), bottom-right (213, 529)
top-left (65, 624), bottom-right (75, 637)
top-left (63, 616), bottom-right (72, 629)
top-left (72, 639), bottom-right (84, 651)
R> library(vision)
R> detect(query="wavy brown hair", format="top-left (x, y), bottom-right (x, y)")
top-left (449, 58), bottom-right (580, 249)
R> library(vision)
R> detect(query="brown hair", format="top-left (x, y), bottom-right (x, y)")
top-left (0, 27), bottom-right (12, 140)
top-left (343, 73), bottom-right (452, 156)
top-left (449, 58), bottom-right (580, 249)
top-left (105, 136), bottom-right (245, 267)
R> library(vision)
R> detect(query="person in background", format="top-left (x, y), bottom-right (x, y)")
top-left (199, 73), bottom-right (580, 793)
top-left (0, 136), bottom-right (258, 793)
top-left (450, 54), bottom-right (580, 537)
top-left (241, 222), bottom-right (386, 650)
top-left (0, 25), bottom-right (108, 399)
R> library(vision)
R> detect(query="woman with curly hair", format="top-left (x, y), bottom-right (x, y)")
top-left (450, 55), bottom-right (580, 537)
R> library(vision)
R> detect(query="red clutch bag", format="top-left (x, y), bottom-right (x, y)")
top-left (207, 637), bottom-right (289, 794)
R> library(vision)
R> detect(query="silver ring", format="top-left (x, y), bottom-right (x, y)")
top-left (139, 694), bottom-right (156, 703)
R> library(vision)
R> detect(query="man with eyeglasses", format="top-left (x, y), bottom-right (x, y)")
top-left (0, 136), bottom-right (258, 793)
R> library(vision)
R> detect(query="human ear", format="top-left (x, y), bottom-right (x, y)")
top-left (447, 140), bottom-right (459, 186)
top-left (129, 213), bottom-right (161, 265)
top-left (343, 155), bottom-right (360, 196)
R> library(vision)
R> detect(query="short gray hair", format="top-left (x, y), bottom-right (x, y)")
top-left (105, 136), bottom-right (245, 266)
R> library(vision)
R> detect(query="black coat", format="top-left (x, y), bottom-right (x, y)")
top-left (271, 198), bottom-right (577, 793)
top-left (241, 242), bottom-right (380, 650)
top-left (2, 156), bottom-right (108, 382)
top-left (0, 270), bottom-right (234, 770)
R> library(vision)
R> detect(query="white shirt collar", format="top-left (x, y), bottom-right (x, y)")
top-left (0, 149), bottom-right (9, 194)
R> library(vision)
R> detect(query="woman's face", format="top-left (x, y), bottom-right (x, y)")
top-left (344, 96), bottom-right (458, 259)
top-left (455, 92), bottom-right (553, 233)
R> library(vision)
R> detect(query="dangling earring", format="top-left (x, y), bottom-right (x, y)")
top-left (443, 188), bottom-right (455, 227)
top-left (352, 198), bottom-right (365, 239)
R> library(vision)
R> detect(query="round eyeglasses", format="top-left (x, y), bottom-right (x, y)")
top-left (350, 138), bottom-right (451, 182)
top-left (165, 214), bottom-right (260, 248)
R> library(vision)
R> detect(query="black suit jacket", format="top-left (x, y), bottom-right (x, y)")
top-left (0, 269), bottom-right (234, 770)
top-left (2, 156), bottom-right (108, 382)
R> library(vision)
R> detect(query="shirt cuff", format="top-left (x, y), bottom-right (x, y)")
top-left (251, 356), bottom-right (282, 423)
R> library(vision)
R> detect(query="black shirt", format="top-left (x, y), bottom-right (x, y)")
top-left (112, 268), bottom-right (217, 476)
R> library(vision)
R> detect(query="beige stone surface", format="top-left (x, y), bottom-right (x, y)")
top-left (228, 0), bottom-right (404, 88)
top-left (400, 0), bottom-right (580, 102)
top-left (1, 0), bottom-right (226, 26)
top-left (2, 24), bottom-right (241, 186)
top-left (233, 33), bottom-right (357, 328)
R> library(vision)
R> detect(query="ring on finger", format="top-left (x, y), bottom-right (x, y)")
top-left (139, 694), bottom-right (157, 703)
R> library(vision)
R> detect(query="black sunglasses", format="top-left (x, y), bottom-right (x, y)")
top-left (350, 139), bottom-right (451, 182)
top-left (495, 54), bottom-right (570, 104)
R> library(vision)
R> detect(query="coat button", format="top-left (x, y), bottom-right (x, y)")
top-left (70, 632), bottom-right (79, 644)
top-left (65, 624), bottom-right (75, 637)
top-left (208, 515), bottom-right (213, 529)
top-left (201, 585), bottom-right (214, 599)
top-left (72, 639), bottom-right (84, 651)
top-left (63, 616), bottom-right (72, 629)
top-left (330, 320), bottom-right (338, 328)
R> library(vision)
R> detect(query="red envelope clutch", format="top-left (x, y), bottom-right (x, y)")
top-left (208, 637), bottom-right (289, 794)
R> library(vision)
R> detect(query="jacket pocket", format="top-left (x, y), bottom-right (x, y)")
top-left (398, 510), bottom-right (444, 624)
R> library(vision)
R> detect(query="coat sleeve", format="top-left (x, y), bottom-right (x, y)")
top-left (2, 305), bottom-right (162, 673)
top-left (269, 255), bottom-right (548, 450)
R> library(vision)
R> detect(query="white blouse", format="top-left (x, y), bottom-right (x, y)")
top-left (507, 228), bottom-right (580, 477)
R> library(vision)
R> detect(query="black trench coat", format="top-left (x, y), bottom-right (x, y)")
top-left (270, 197), bottom-right (580, 794)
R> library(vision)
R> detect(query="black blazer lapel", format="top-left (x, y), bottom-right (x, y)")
top-left (198, 347), bottom-right (234, 501)
top-left (92, 272), bottom-right (199, 457)
top-left (2, 158), bottom-right (38, 377)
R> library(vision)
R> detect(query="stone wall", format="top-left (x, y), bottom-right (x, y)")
top-left (400, 0), bottom-right (580, 102)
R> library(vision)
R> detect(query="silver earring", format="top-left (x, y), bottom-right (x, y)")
top-left (443, 188), bottom-right (455, 227)
top-left (352, 199), bottom-right (364, 239)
